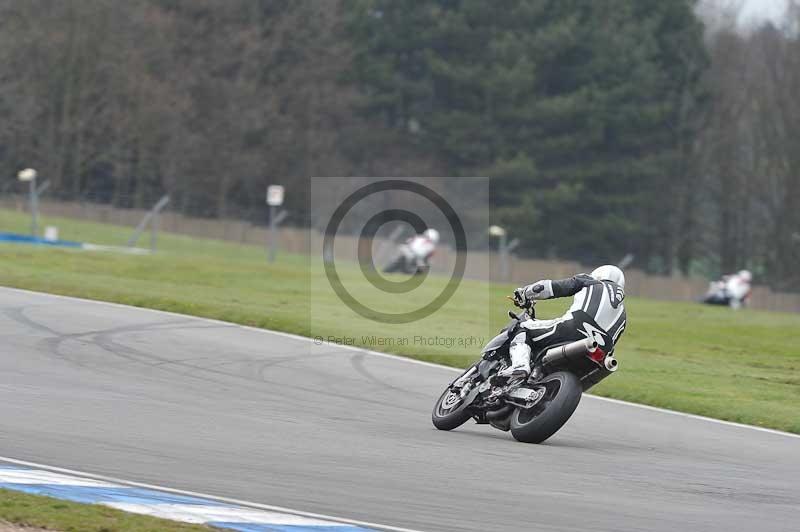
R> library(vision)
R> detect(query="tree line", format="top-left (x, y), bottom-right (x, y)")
top-left (0, 0), bottom-right (797, 288)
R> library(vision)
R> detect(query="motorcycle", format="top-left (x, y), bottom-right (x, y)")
top-left (701, 279), bottom-right (729, 306)
top-left (383, 254), bottom-right (429, 275)
top-left (431, 297), bottom-right (619, 443)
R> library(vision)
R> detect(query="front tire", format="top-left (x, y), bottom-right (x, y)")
top-left (432, 375), bottom-right (474, 431)
top-left (383, 257), bottom-right (405, 273)
top-left (509, 371), bottom-right (582, 443)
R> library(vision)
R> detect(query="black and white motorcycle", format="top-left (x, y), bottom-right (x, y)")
top-left (431, 297), bottom-right (619, 443)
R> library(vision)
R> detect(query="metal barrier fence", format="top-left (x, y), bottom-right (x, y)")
top-left (2, 198), bottom-right (798, 313)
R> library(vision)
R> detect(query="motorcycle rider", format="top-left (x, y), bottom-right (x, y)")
top-left (724, 270), bottom-right (752, 309)
top-left (498, 265), bottom-right (627, 379)
top-left (703, 270), bottom-right (752, 309)
top-left (384, 228), bottom-right (439, 274)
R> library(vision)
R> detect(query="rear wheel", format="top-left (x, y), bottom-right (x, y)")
top-left (431, 370), bottom-right (475, 431)
top-left (509, 371), bottom-right (582, 443)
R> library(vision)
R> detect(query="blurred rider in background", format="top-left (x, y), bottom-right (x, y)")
top-left (499, 265), bottom-right (627, 379)
top-left (703, 270), bottom-right (752, 309)
top-left (384, 228), bottom-right (439, 275)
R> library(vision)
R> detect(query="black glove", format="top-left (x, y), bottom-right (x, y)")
top-left (512, 287), bottom-right (528, 308)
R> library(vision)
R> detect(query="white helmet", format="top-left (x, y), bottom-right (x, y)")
top-left (738, 270), bottom-right (752, 282)
top-left (591, 264), bottom-right (625, 289)
top-left (423, 228), bottom-right (440, 244)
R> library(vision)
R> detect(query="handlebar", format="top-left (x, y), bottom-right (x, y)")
top-left (506, 295), bottom-right (536, 318)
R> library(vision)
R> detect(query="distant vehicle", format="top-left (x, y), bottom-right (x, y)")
top-left (431, 294), bottom-right (620, 443)
top-left (383, 228), bottom-right (439, 275)
top-left (702, 270), bottom-right (752, 309)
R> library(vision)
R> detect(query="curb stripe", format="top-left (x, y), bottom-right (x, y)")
top-left (0, 465), bottom-right (377, 531)
top-left (0, 459), bottom-right (423, 532)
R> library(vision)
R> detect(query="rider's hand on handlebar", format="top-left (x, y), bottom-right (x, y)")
top-left (512, 287), bottom-right (529, 308)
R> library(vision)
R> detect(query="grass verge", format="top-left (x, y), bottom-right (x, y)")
top-left (0, 208), bottom-right (798, 433)
top-left (0, 488), bottom-right (213, 531)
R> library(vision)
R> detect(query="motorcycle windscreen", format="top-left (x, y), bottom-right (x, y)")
top-left (481, 330), bottom-right (509, 354)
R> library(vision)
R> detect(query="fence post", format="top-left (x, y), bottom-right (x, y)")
top-left (127, 195), bottom-right (170, 250)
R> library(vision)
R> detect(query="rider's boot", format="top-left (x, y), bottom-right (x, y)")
top-left (498, 333), bottom-right (531, 379)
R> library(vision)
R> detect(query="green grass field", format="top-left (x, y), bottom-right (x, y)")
top-left (1, 208), bottom-right (799, 434)
top-left (0, 488), bottom-right (214, 531)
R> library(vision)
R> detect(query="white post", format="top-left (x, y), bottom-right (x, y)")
top-left (489, 225), bottom-right (507, 281)
top-left (266, 185), bottom-right (285, 263)
top-left (268, 205), bottom-right (277, 263)
top-left (17, 168), bottom-right (38, 237)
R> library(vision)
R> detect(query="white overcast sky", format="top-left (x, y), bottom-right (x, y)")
top-left (738, 0), bottom-right (790, 25)
top-left (698, 0), bottom-right (794, 31)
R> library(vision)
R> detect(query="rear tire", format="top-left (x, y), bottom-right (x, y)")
top-left (509, 371), bottom-right (582, 443)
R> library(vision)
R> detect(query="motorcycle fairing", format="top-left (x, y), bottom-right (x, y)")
top-left (481, 329), bottom-right (511, 354)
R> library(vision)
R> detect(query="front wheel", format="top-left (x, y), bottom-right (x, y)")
top-left (383, 257), bottom-right (405, 273)
top-left (509, 371), bottom-right (582, 443)
top-left (431, 369), bottom-right (475, 431)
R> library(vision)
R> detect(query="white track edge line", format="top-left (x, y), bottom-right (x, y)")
top-left (582, 395), bottom-right (800, 439)
top-left (3, 285), bottom-right (799, 441)
top-left (0, 455), bottom-right (425, 532)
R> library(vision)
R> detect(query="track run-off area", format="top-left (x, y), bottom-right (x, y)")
top-left (0, 287), bottom-right (797, 532)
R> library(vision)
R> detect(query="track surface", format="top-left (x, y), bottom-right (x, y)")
top-left (0, 288), bottom-right (797, 532)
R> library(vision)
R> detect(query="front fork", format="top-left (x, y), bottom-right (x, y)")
top-left (451, 365), bottom-right (476, 388)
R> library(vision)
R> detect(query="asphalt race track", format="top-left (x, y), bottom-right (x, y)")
top-left (0, 287), bottom-right (797, 532)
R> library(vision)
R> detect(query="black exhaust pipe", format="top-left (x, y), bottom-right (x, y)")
top-left (485, 404), bottom-right (514, 421)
